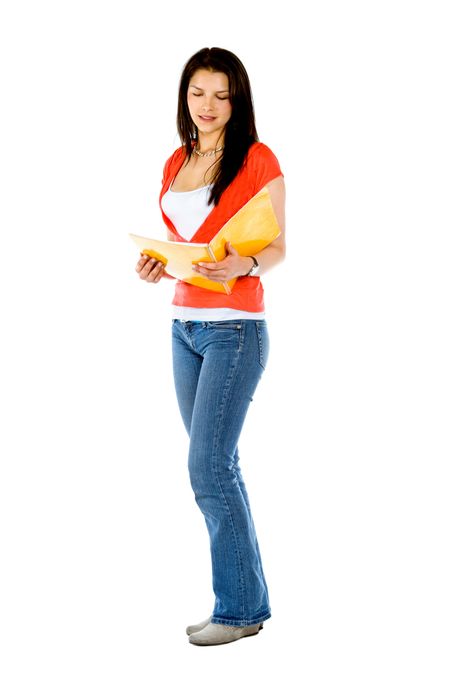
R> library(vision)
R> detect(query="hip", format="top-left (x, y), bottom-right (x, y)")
top-left (172, 318), bottom-right (270, 371)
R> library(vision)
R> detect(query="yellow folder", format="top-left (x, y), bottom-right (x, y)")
top-left (129, 186), bottom-right (280, 294)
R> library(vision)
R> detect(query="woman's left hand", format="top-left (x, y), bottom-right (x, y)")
top-left (193, 242), bottom-right (253, 282)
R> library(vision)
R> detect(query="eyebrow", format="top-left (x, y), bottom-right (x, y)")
top-left (190, 84), bottom-right (229, 93)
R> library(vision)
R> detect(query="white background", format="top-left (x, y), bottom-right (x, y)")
top-left (0, 1), bottom-right (449, 673)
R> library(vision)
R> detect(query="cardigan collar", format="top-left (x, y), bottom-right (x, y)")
top-left (159, 144), bottom-right (258, 245)
top-left (159, 148), bottom-right (220, 243)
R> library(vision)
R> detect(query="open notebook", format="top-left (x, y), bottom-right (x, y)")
top-left (129, 186), bottom-right (280, 294)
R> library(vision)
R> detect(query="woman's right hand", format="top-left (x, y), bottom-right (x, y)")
top-left (135, 254), bottom-right (166, 283)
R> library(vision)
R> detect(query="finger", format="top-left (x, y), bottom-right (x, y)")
top-left (146, 261), bottom-right (163, 281)
top-left (140, 258), bottom-right (157, 275)
top-left (139, 258), bottom-right (158, 279)
top-left (146, 261), bottom-right (165, 282)
top-left (135, 254), bottom-right (150, 272)
top-left (195, 262), bottom-right (217, 270)
top-left (193, 265), bottom-right (212, 278)
top-left (195, 262), bottom-right (227, 271)
top-left (153, 263), bottom-right (165, 283)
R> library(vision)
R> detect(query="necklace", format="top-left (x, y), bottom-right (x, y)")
top-left (193, 145), bottom-right (224, 158)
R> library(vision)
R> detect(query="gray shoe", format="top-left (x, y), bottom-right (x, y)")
top-left (189, 621), bottom-right (264, 646)
top-left (185, 617), bottom-right (211, 636)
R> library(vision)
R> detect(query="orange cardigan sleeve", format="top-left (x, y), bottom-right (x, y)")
top-left (246, 142), bottom-right (284, 193)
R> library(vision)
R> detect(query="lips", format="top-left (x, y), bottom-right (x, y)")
top-left (198, 115), bottom-right (216, 121)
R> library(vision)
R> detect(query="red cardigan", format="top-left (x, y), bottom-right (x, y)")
top-left (159, 142), bottom-right (283, 312)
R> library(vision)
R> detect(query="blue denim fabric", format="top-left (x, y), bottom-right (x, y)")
top-left (172, 319), bottom-right (271, 627)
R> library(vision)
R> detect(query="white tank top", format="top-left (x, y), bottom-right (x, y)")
top-left (161, 181), bottom-right (265, 321)
top-left (161, 181), bottom-right (214, 242)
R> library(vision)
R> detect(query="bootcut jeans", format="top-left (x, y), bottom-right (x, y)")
top-left (171, 318), bottom-right (272, 627)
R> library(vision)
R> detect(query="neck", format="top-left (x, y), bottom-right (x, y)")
top-left (196, 130), bottom-right (224, 153)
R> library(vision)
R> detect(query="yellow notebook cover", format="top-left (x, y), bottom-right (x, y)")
top-left (129, 186), bottom-right (280, 295)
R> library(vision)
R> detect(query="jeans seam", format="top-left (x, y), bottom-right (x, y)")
top-left (211, 325), bottom-right (247, 621)
top-left (210, 609), bottom-right (272, 627)
top-left (255, 322), bottom-right (265, 368)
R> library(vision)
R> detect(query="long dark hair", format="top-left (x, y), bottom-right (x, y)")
top-left (177, 47), bottom-right (259, 205)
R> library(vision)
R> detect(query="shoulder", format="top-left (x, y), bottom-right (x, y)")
top-left (245, 141), bottom-right (283, 174)
top-left (244, 141), bottom-right (284, 191)
top-left (247, 141), bottom-right (280, 162)
top-left (162, 145), bottom-right (186, 180)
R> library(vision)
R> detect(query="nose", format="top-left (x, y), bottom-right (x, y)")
top-left (201, 96), bottom-right (214, 111)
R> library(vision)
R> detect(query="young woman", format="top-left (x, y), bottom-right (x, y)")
top-left (135, 47), bottom-right (286, 646)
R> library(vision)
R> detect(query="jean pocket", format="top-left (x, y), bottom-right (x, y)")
top-left (255, 321), bottom-right (269, 369)
top-left (205, 321), bottom-right (243, 330)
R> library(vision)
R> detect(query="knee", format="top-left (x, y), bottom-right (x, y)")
top-left (188, 450), bottom-right (212, 497)
top-left (188, 447), bottom-right (235, 497)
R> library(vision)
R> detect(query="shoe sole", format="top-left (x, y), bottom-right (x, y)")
top-left (187, 621), bottom-right (263, 637)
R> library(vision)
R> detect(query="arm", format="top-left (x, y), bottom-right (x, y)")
top-left (194, 175), bottom-right (286, 281)
top-left (246, 176), bottom-right (286, 275)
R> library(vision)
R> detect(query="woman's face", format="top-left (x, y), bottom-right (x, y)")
top-left (187, 69), bottom-right (232, 139)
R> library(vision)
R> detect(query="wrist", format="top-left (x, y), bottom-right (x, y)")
top-left (241, 255), bottom-right (260, 277)
top-left (240, 257), bottom-right (254, 276)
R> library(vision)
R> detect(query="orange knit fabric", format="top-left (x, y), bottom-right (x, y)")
top-left (159, 142), bottom-right (283, 311)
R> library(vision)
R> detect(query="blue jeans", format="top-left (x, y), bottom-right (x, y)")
top-left (171, 319), bottom-right (271, 627)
